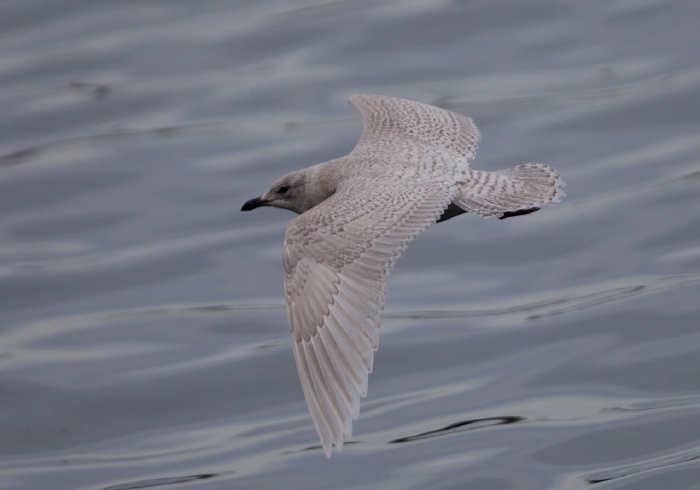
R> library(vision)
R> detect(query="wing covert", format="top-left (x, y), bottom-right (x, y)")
top-left (348, 94), bottom-right (480, 165)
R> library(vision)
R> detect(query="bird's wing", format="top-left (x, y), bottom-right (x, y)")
top-left (283, 178), bottom-right (455, 456)
top-left (348, 94), bottom-right (480, 166)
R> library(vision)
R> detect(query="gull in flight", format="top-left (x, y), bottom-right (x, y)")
top-left (241, 94), bottom-right (565, 457)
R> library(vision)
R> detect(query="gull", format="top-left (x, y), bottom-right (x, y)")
top-left (241, 94), bottom-right (565, 457)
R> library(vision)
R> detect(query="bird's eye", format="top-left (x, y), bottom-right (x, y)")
top-left (279, 185), bottom-right (289, 194)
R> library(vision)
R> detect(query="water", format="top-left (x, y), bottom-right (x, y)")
top-left (2, 1), bottom-right (700, 489)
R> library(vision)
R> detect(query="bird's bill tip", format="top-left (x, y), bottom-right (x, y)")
top-left (241, 196), bottom-right (268, 211)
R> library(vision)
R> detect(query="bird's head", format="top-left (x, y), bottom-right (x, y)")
top-left (241, 170), bottom-right (311, 215)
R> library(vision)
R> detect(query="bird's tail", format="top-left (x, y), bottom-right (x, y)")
top-left (453, 163), bottom-right (565, 219)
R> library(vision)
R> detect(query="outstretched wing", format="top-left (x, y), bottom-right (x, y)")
top-left (348, 94), bottom-right (480, 166)
top-left (283, 178), bottom-right (455, 456)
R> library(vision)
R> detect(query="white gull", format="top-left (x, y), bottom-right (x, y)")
top-left (241, 94), bottom-right (565, 457)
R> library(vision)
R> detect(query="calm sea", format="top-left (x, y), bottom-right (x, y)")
top-left (1, 1), bottom-right (700, 489)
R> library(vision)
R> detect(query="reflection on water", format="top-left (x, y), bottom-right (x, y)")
top-left (101, 473), bottom-right (217, 490)
top-left (585, 445), bottom-right (700, 485)
top-left (1, 0), bottom-right (700, 489)
top-left (390, 416), bottom-right (524, 444)
top-left (393, 272), bottom-right (700, 322)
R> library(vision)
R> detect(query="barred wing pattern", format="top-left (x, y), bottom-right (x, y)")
top-left (456, 163), bottom-right (565, 218)
top-left (283, 180), bottom-right (455, 456)
top-left (348, 94), bottom-right (481, 166)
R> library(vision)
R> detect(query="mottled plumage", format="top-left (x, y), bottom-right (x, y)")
top-left (241, 94), bottom-right (565, 457)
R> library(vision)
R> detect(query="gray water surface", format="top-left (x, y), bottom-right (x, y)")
top-left (2, 1), bottom-right (700, 489)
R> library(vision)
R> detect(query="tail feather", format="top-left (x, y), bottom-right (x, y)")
top-left (453, 163), bottom-right (565, 219)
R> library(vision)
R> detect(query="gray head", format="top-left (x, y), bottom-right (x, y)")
top-left (241, 169), bottom-right (314, 215)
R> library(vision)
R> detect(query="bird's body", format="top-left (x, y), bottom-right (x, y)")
top-left (241, 94), bottom-right (565, 457)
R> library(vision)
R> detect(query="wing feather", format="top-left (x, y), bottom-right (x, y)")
top-left (319, 317), bottom-right (365, 405)
top-left (348, 94), bottom-right (480, 167)
top-left (292, 340), bottom-right (334, 451)
top-left (284, 179), bottom-right (455, 456)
